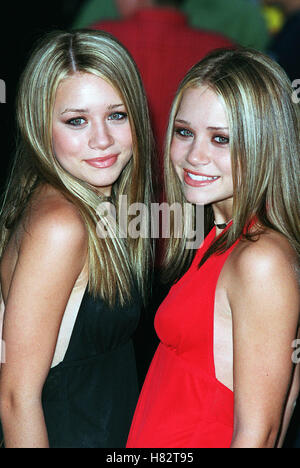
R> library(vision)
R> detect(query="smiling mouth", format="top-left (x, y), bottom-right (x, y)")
top-left (183, 170), bottom-right (220, 187)
top-left (85, 155), bottom-right (118, 168)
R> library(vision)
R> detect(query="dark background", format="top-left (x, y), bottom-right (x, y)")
top-left (0, 1), bottom-right (85, 193)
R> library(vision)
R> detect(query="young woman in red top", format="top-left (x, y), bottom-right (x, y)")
top-left (127, 48), bottom-right (300, 448)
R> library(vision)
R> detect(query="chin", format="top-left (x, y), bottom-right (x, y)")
top-left (183, 190), bottom-right (210, 206)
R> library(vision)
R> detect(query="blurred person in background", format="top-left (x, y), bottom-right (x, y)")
top-left (182, 0), bottom-right (269, 50)
top-left (264, 0), bottom-right (300, 81)
top-left (262, 1), bottom-right (285, 34)
top-left (72, 0), bottom-right (118, 28)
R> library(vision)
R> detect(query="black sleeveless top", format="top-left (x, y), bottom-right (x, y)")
top-left (1, 287), bottom-right (141, 448)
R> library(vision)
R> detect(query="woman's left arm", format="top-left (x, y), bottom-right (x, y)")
top-left (229, 240), bottom-right (299, 448)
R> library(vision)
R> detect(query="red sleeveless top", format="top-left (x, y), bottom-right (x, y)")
top-left (127, 225), bottom-right (239, 448)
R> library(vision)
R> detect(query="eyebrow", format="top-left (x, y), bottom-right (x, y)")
top-left (175, 119), bottom-right (228, 131)
top-left (61, 103), bottom-right (125, 115)
top-left (207, 126), bottom-right (229, 131)
top-left (175, 118), bottom-right (191, 126)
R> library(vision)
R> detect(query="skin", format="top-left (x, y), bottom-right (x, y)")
top-left (170, 86), bottom-right (300, 448)
top-left (52, 72), bottom-right (133, 196)
top-left (171, 86), bottom-right (233, 226)
top-left (0, 72), bottom-right (134, 447)
top-left (115, 0), bottom-right (153, 18)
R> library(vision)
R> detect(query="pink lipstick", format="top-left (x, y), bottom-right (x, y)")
top-left (85, 154), bottom-right (118, 169)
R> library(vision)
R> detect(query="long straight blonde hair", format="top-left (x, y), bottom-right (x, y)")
top-left (0, 29), bottom-right (155, 306)
top-left (162, 47), bottom-right (300, 283)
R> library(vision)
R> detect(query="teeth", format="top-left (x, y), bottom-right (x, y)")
top-left (188, 173), bottom-right (218, 181)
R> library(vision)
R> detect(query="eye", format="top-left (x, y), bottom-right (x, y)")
top-left (174, 127), bottom-right (194, 138)
top-left (108, 112), bottom-right (128, 121)
top-left (213, 135), bottom-right (229, 145)
top-left (66, 117), bottom-right (86, 127)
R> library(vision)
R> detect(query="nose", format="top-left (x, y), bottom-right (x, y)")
top-left (89, 121), bottom-right (114, 150)
top-left (186, 137), bottom-right (210, 166)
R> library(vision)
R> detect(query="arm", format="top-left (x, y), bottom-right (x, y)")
top-left (0, 201), bottom-right (87, 448)
top-left (277, 336), bottom-right (300, 447)
top-left (228, 240), bottom-right (299, 448)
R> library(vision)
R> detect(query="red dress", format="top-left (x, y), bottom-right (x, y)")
top-left (127, 226), bottom-right (238, 448)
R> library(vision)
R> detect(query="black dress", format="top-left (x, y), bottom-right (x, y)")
top-left (1, 287), bottom-right (141, 448)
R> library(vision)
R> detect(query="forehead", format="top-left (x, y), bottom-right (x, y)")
top-left (54, 72), bottom-right (123, 105)
top-left (176, 86), bottom-right (228, 126)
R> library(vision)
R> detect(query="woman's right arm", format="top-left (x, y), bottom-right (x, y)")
top-left (0, 201), bottom-right (87, 447)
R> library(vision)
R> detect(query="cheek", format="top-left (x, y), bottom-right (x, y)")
top-left (170, 139), bottom-right (182, 167)
top-left (52, 127), bottom-right (82, 160)
top-left (124, 135), bottom-right (133, 153)
top-left (218, 153), bottom-right (232, 178)
top-left (225, 159), bottom-right (233, 179)
top-left (119, 126), bottom-right (133, 152)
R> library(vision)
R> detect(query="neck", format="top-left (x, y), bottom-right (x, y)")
top-left (212, 201), bottom-right (232, 227)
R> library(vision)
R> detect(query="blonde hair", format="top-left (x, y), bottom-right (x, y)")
top-left (162, 47), bottom-right (300, 282)
top-left (0, 29), bottom-right (154, 306)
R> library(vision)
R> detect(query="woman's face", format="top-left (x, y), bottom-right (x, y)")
top-left (170, 86), bottom-right (233, 213)
top-left (52, 72), bottom-right (133, 196)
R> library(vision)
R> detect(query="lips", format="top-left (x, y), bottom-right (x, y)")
top-left (183, 169), bottom-right (220, 187)
top-left (84, 154), bottom-right (118, 168)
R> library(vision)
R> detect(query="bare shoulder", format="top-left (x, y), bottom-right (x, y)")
top-left (20, 184), bottom-right (88, 253)
top-left (227, 227), bottom-right (299, 321)
top-left (229, 227), bottom-right (299, 287)
top-left (1, 185), bottom-right (88, 302)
